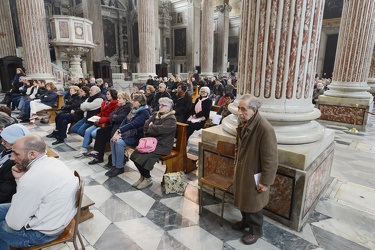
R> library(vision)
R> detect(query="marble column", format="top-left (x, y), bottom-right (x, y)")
top-left (200, 0), bottom-right (214, 76)
top-left (319, 0), bottom-right (375, 129)
top-left (202, 0), bottom-right (335, 231)
top-left (160, 0), bottom-right (172, 67)
top-left (215, 3), bottom-right (231, 76)
top-left (16, 0), bottom-right (54, 81)
top-left (223, 0), bottom-right (325, 144)
top-left (0, 0), bottom-right (16, 57)
top-left (83, 0), bottom-right (105, 75)
top-left (186, 0), bottom-right (201, 72)
top-left (138, 0), bottom-right (156, 81)
top-left (368, 50), bottom-right (375, 97)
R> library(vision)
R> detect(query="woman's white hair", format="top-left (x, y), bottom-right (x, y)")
top-left (159, 97), bottom-right (173, 108)
top-left (200, 86), bottom-right (210, 95)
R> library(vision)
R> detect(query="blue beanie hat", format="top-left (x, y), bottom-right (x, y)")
top-left (1, 124), bottom-right (30, 144)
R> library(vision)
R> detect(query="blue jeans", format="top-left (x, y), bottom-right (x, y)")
top-left (82, 125), bottom-right (99, 148)
top-left (0, 204), bottom-right (60, 249)
top-left (110, 137), bottom-right (137, 169)
top-left (22, 99), bottom-right (31, 116)
top-left (71, 118), bottom-right (92, 137)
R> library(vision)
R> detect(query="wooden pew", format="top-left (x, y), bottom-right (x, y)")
top-left (37, 94), bottom-right (65, 124)
top-left (191, 86), bottom-right (199, 103)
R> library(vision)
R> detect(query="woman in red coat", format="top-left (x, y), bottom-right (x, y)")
top-left (74, 89), bottom-right (118, 157)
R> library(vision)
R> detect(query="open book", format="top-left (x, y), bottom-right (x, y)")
top-left (87, 115), bottom-right (100, 123)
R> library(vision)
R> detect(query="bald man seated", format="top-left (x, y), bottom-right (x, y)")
top-left (0, 134), bottom-right (78, 249)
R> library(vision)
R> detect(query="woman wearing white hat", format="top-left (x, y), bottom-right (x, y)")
top-left (0, 124), bottom-right (30, 203)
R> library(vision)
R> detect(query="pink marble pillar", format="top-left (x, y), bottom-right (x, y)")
top-left (0, 0), bottom-right (16, 57)
top-left (138, 0), bottom-right (156, 77)
top-left (16, 0), bottom-right (54, 80)
top-left (201, 0), bottom-right (214, 76)
top-left (223, 0), bottom-right (325, 144)
top-left (319, 0), bottom-right (375, 128)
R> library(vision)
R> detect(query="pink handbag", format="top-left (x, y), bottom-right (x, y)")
top-left (136, 137), bottom-right (158, 153)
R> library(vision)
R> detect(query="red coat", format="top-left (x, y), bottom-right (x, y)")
top-left (97, 100), bottom-right (118, 124)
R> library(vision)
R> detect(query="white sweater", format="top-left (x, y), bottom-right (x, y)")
top-left (6, 155), bottom-right (79, 235)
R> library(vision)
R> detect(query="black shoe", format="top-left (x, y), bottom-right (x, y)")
top-left (16, 114), bottom-right (25, 119)
top-left (46, 131), bottom-right (58, 138)
top-left (52, 139), bottom-right (64, 145)
top-left (105, 167), bottom-right (116, 176)
top-left (107, 168), bottom-right (124, 178)
top-left (88, 159), bottom-right (104, 165)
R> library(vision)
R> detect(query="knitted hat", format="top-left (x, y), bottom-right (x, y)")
top-left (1, 124), bottom-right (30, 144)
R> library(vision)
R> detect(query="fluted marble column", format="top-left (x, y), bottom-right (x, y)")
top-left (201, 0), bottom-right (214, 76)
top-left (138, 0), bottom-right (156, 80)
top-left (0, 0), bottom-right (16, 57)
top-left (216, 3), bottom-right (231, 76)
top-left (16, 0), bottom-right (54, 80)
top-left (186, 0), bottom-right (201, 72)
top-left (223, 0), bottom-right (325, 144)
top-left (319, 0), bottom-right (375, 128)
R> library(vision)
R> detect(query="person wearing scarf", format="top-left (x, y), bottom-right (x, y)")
top-left (130, 97), bottom-right (177, 189)
top-left (70, 86), bottom-right (104, 136)
top-left (186, 86), bottom-right (212, 142)
top-left (107, 94), bottom-right (151, 178)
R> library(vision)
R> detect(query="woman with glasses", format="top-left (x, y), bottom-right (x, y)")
top-left (130, 97), bottom-right (177, 190)
top-left (186, 86), bottom-right (212, 142)
top-left (107, 94), bottom-right (151, 178)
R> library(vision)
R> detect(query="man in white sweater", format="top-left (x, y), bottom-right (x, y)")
top-left (0, 134), bottom-right (79, 249)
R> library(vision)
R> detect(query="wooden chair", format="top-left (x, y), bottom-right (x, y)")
top-left (23, 171), bottom-right (85, 250)
top-left (199, 141), bottom-right (235, 226)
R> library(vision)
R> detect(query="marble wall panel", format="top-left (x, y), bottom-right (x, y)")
top-left (265, 173), bottom-right (295, 219)
top-left (303, 151), bottom-right (334, 215)
top-left (59, 21), bottom-right (69, 38)
top-left (319, 105), bottom-right (365, 125)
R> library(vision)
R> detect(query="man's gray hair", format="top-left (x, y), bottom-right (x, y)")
top-left (23, 134), bottom-right (46, 154)
top-left (159, 97), bottom-right (173, 108)
top-left (240, 94), bottom-right (262, 110)
top-left (159, 82), bottom-right (166, 89)
top-left (90, 86), bottom-right (101, 94)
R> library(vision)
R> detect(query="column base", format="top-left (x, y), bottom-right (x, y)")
top-left (368, 78), bottom-right (375, 98)
top-left (318, 95), bottom-right (374, 129)
top-left (200, 125), bottom-right (335, 231)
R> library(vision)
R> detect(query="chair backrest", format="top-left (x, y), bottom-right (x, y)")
top-left (73, 171), bottom-right (84, 241)
top-left (217, 141), bottom-right (235, 158)
top-left (213, 141), bottom-right (236, 174)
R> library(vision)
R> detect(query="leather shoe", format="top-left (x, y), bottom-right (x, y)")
top-left (241, 232), bottom-right (262, 245)
top-left (52, 139), bottom-right (64, 145)
top-left (88, 159), bottom-right (103, 165)
top-left (106, 168), bottom-right (124, 178)
top-left (46, 131), bottom-right (57, 138)
top-left (232, 221), bottom-right (247, 231)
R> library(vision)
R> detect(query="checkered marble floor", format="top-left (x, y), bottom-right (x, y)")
top-left (6, 105), bottom-right (375, 250)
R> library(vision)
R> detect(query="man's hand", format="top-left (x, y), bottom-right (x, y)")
top-left (12, 165), bottom-right (27, 181)
top-left (257, 183), bottom-right (268, 193)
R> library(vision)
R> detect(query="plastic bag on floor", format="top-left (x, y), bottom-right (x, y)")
top-left (164, 171), bottom-right (185, 194)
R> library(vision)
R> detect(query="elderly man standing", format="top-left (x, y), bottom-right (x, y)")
top-left (232, 94), bottom-right (278, 245)
top-left (0, 134), bottom-right (78, 249)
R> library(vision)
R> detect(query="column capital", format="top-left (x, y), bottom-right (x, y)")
top-left (216, 4), bottom-right (232, 13)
